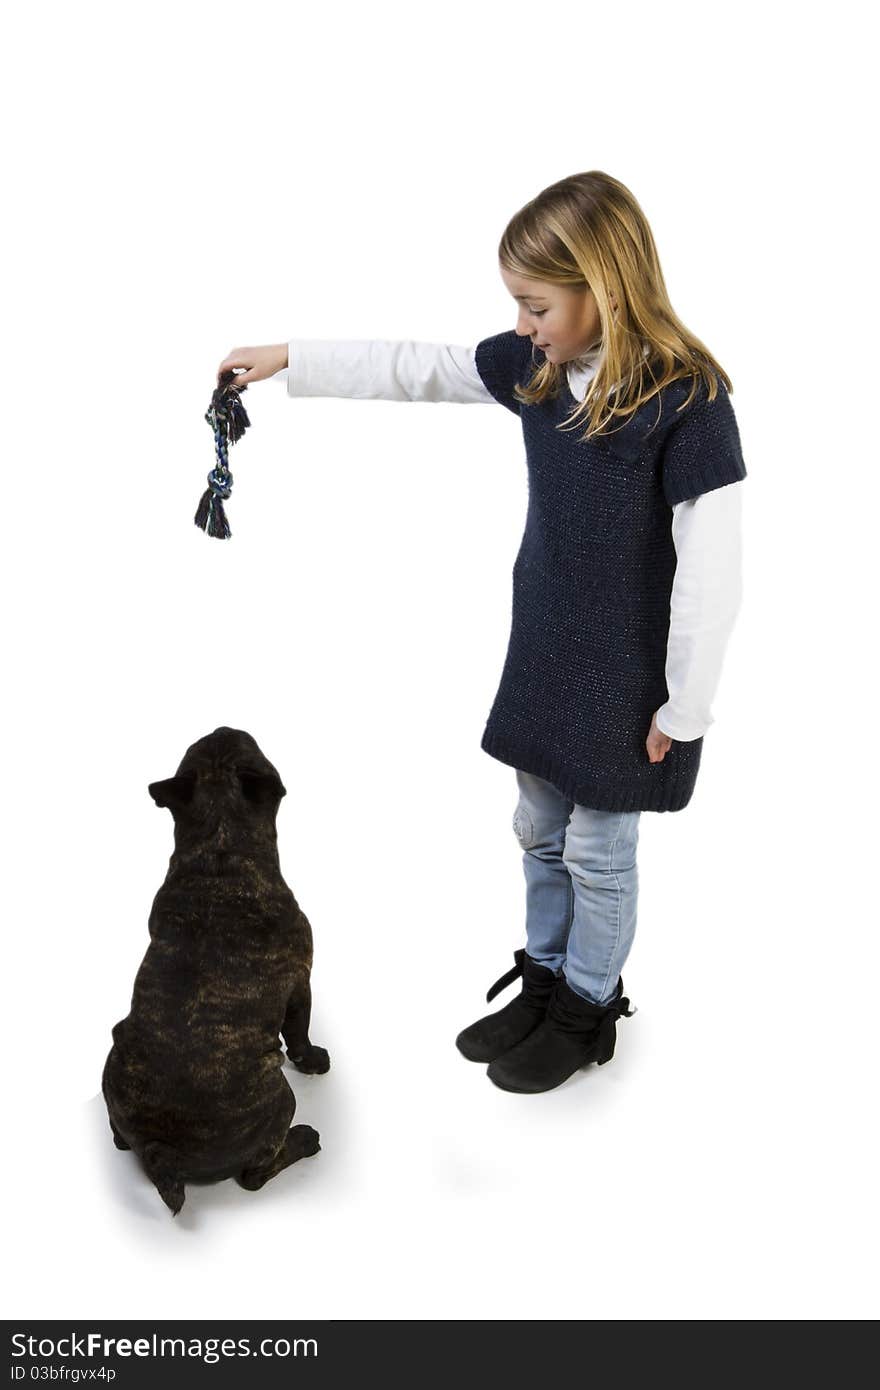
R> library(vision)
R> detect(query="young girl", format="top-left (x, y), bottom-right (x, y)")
top-left (217, 170), bottom-right (746, 1096)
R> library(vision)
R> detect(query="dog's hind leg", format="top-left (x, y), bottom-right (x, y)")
top-left (102, 1052), bottom-right (132, 1149)
top-left (236, 1125), bottom-right (321, 1192)
top-left (109, 1118), bottom-right (131, 1151)
top-left (141, 1141), bottom-right (186, 1216)
top-left (282, 975), bottom-right (330, 1074)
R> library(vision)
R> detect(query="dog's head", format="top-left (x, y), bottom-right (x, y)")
top-left (148, 728), bottom-right (286, 829)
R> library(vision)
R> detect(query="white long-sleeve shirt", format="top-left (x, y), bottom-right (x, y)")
top-left (278, 339), bottom-right (744, 741)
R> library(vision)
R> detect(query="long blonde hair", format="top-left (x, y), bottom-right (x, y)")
top-left (500, 171), bottom-right (732, 443)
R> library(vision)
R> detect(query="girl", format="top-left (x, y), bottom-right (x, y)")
top-left (217, 170), bottom-right (746, 1096)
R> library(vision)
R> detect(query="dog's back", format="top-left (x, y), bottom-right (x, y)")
top-left (102, 729), bottom-right (320, 1211)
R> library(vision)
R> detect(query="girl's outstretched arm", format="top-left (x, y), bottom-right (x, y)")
top-left (284, 339), bottom-right (494, 404)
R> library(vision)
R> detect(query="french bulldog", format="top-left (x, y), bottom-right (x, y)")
top-left (102, 727), bottom-right (329, 1215)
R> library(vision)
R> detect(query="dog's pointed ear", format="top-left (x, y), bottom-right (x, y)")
top-left (148, 771), bottom-right (197, 811)
top-left (238, 771), bottom-right (286, 806)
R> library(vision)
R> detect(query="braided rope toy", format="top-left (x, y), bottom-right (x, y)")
top-left (194, 369), bottom-right (252, 539)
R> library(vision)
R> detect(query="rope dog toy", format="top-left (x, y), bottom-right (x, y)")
top-left (194, 369), bottom-right (251, 539)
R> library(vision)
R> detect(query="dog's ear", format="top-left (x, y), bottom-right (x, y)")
top-left (238, 771), bottom-right (287, 806)
top-left (148, 771), bottom-right (197, 811)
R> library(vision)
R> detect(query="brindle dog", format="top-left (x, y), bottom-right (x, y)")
top-left (102, 727), bottom-right (329, 1215)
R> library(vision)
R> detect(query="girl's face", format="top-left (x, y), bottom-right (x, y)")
top-left (500, 266), bottom-right (605, 363)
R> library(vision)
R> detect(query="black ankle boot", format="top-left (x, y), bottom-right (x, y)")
top-left (455, 949), bottom-right (558, 1063)
top-left (487, 975), bottom-right (635, 1093)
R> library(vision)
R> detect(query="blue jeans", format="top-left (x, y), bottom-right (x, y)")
top-left (512, 769), bottom-right (641, 1006)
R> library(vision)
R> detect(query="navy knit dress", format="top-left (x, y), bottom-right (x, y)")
top-left (473, 331), bottom-right (747, 814)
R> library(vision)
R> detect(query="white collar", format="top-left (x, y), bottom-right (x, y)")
top-left (570, 340), bottom-right (650, 368)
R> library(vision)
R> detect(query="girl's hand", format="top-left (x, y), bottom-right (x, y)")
top-left (646, 711), bottom-right (673, 763)
top-left (216, 343), bottom-right (288, 386)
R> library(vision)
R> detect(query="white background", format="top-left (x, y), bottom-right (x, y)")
top-left (4, 0), bottom-right (877, 1322)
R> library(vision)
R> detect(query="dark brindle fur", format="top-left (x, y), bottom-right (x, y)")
top-left (102, 727), bottom-right (329, 1214)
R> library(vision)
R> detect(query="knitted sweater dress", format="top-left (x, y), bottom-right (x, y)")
top-left (473, 330), bottom-right (748, 813)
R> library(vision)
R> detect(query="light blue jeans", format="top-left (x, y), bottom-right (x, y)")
top-left (512, 769), bottom-right (641, 1006)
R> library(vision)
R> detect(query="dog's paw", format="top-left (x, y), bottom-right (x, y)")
top-left (292, 1124), bottom-right (321, 1159)
top-left (289, 1044), bottom-right (330, 1074)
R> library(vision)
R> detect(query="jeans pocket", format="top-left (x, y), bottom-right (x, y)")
top-left (512, 801), bottom-right (536, 849)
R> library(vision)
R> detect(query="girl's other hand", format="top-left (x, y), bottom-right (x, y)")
top-left (216, 343), bottom-right (288, 386)
top-left (646, 711), bottom-right (673, 763)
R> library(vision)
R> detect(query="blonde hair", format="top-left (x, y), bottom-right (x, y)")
top-left (499, 170), bottom-right (733, 443)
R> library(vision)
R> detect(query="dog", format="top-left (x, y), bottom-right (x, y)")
top-left (102, 727), bottom-right (329, 1214)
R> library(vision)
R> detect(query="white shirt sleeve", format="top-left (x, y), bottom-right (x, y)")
top-left (655, 481), bottom-right (744, 741)
top-left (283, 339), bottom-right (494, 403)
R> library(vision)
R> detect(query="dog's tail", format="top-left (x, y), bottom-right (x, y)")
top-left (141, 1142), bottom-right (186, 1216)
